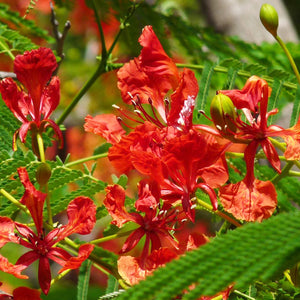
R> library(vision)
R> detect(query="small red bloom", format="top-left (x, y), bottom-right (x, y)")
top-left (0, 168), bottom-right (96, 295)
top-left (210, 76), bottom-right (300, 221)
top-left (0, 48), bottom-right (62, 151)
top-left (104, 181), bottom-right (180, 264)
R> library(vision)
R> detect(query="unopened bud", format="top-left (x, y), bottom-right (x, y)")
top-left (260, 4), bottom-right (278, 37)
top-left (36, 162), bottom-right (52, 186)
top-left (210, 93), bottom-right (237, 136)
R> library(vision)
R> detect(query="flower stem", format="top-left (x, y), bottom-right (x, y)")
top-left (275, 35), bottom-right (300, 85)
top-left (0, 189), bottom-right (28, 213)
top-left (36, 132), bottom-right (46, 163)
top-left (64, 153), bottom-right (108, 168)
top-left (271, 161), bottom-right (294, 184)
top-left (196, 198), bottom-right (242, 227)
top-left (90, 229), bottom-right (135, 245)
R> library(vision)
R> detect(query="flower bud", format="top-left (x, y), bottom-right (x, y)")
top-left (36, 162), bottom-right (52, 186)
top-left (210, 93), bottom-right (237, 137)
top-left (260, 4), bottom-right (278, 37)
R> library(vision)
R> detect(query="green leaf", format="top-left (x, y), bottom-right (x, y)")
top-left (196, 62), bottom-right (216, 120)
top-left (0, 3), bottom-right (53, 42)
top-left (116, 211), bottom-right (300, 300)
top-left (267, 79), bottom-right (283, 125)
top-left (77, 259), bottom-right (92, 300)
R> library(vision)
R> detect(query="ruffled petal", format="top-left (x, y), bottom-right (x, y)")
top-left (58, 197), bottom-right (96, 240)
top-left (0, 216), bottom-right (18, 247)
top-left (104, 185), bottom-right (137, 227)
top-left (219, 178), bottom-right (277, 222)
top-left (117, 26), bottom-right (179, 121)
top-left (0, 255), bottom-right (28, 279)
top-left (84, 114), bottom-right (126, 144)
top-left (14, 48), bottom-right (57, 109)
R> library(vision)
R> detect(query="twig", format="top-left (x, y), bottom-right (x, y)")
top-left (50, 1), bottom-right (71, 75)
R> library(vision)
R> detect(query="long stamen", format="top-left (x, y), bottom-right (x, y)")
top-left (148, 98), bottom-right (165, 128)
top-left (117, 117), bottom-right (136, 130)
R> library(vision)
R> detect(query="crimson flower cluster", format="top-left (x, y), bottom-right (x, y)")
top-left (84, 25), bottom-right (300, 288)
top-left (85, 25), bottom-right (229, 285)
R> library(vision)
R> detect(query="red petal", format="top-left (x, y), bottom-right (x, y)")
top-left (13, 287), bottom-right (41, 300)
top-left (104, 185), bottom-right (136, 227)
top-left (0, 78), bottom-right (29, 123)
top-left (117, 26), bottom-right (179, 121)
top-left (219, 76), bottom-right (271, 112)
top-left (18, 167), bottom-right (46, 235)
top-left (261, 138), bottom-right (281, 173)
top-left (0, 216), bottom-right (18, 247)
top-left (118, 247), bottom-right (177, 285)
top-left (120, 227), bottom-right (146, 254)
top-left (168, 69), bottom-right (199, 129)
top-left (59, 197), bottom-right (96, 239)
top-left (41, 76), bottom-right (60, 119)
top-left (219, 178), bottom-right (277, 222)
top-left (58, 244), bottom-right (95, 273)
top-left (38, 256), bottom-right (51, 295)
top-left (84, 114), bottom-right (126, 144)
top-left (14, 48), bottom-right (57, 108)
top-left (0, 255), bottom-right (28, 279)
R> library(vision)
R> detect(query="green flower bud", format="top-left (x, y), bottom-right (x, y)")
top-left (36, 162), bottom-right (52, 186)
top-left (260, 4), bottom-right (279, 37)
top-left (210, 93), bottom-right (237, 136)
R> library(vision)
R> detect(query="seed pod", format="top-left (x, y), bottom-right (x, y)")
top-left (36, 162), bottom-right (52, 186)
top-left (210, 93), bottom-right (237, 136)
top-left (260, 4), bottom-right (279, 38)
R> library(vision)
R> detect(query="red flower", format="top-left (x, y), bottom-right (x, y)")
top-left (0, 48), bottom-right (62, 151)
top-left (0, 168), bottom-right (96, 295)
top-left (104, 181), bottom-right (181, 264)
top-left (130, 130), bottom-right (228, 221)
top-left (210, 76), bottom-right (300, 221)
top-left (219, 140), bottom-right (277, 222)
top-left (219, 75), bottom-right (300, 169)
top-left (84, 26), bottom-right (199, 143)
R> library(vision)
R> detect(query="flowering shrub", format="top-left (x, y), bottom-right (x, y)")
top-left (0, 1), bottom-right (300, 300)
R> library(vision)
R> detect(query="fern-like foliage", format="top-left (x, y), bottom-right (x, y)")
top-left (116, 211), bottom-right (300, 300)
top-left (0, 3), bottom-right (53, 42)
